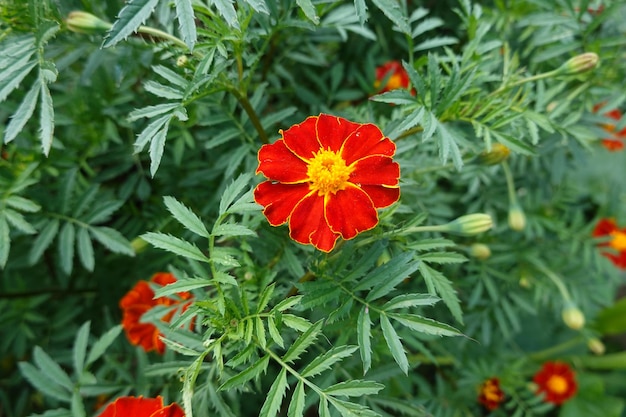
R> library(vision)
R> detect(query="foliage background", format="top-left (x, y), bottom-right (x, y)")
top-left (1, 0), bottom-right (626, 416)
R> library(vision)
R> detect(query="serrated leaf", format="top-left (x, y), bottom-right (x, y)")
top-left (141, 231), bottom-right (208, 262)
top-left (155, 278), bottom-right (212, 297)
top-left (58, 222), bottom-right (75, 275)
top-left (33, 346), bottom-right (73, 391)
top-left (369, 89), bottom-right (416, 105)
top-left (436, 122), bottom-right (463, 170)
top-left (319, 397), bottom-right (331, 417)
top-left (144, 80), bottom-right (183, 100)
top-left (82, 200), bottom-right (124, 225)
top-left (18, 362), bottom-right (71, 403)
top-left (267, 315), bottom-right (284, 348)
top-left (211, 0), bottom-right (240, 29)
top-left (357, 307), bottom-right (372, 374)
top-left (73, 322), bottom-right (90, 373)
top-left (296, 0), bottom-right (319, 24)
top-left (213, 271), bottom-right (238, 286)
top-left (211, 247), bottom-right (240, 267)
top-left (4, 208), bottom-right (37, 234)
top-left (0, 59), bottom-right (37, 102)
top-left (244, 0), bottom-right (269, 14)
top-left (371, 0), bottom-right (410, 34)
top-left (4, 80), bottom-right (39, 144)
top-left (412, 17), bottom-right (443, 38)
top-left (128, 103), bottom-right (181, 121)
top-left (272, 295), bottom-right (302, 313)
top-left (86, 325), bottom-right (122, 367)
top-left (90, 226), bottom-right (134, 256)
top-left (327, 397), bottom-right (380, 417)
top-left (257, 283), bottom-right (275, 313)
top-left (219, 355), bottom-right (270, 391)
top-left (287, 380), bottom-right (306, 417)
top-left (414, 36), bottom-right (458, 51)
top-left (366, 259), bottom-right (420, 302)
top-left (353, 252), bottom-right (416, 292)
top-left (0, 216), bottom-right (9, 268)
top-left (301, 345), bottom-right (358, 378)
top-left (282, 314), bottom-right (311, 332)
top-left (324, 380), bottom-right (384, 397)
top-left (175, 0), bottom-right (196, 50)
top-left (134, 113), bottom-right (171, 153)
top-left (30, 219), bottom-right (60, 264)
top-left (5, 195), bottom-right (41, 213)
top-left (39, 77), bottom-right (54, 156)
top-left (149, 124), bottom-right (168, 177)
top-left (219, 173), bottom-right (253, 215)
top-left (354, 0), bottom-right (368, 25)
top-left (212, 223), bottom-right (256, 238)
top-left (418, 251), bottom-right (467, 264)
top-left (259, 368), bottom-right (288, 417)
top-left (419, 263), bottom-right (463, 324)
top-left (382, 294), bottom-right (440, 310)
top-left (70, 391), bottom-right (86, 417)
top-left (255, 316), bottom-right (267, 349)
top-left (103, 0), bottom-right (160, 48)
top-left (380, 314), bottom-right (408, 374)
top-left (163, 196), bottom-right (209, 237)
top-left (388, 312), bottom-right (460, 337)
top-left (76, 227), bottom-right (95, 271)
top-left (282, 320), bottom-right (323, 363)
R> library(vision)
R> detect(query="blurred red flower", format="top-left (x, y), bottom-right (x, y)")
top-left (593, 103), bottom-right (626, 151)
top-left (477, 377), bottom-right (505, 411)
top-left (533, 361), bottom-right (577, 405)
top-left (120, 272), bottom-right (193, 354)
top-left (254, 114), bottom-right (400, 252)
top-left (96, 396), bottom-right (184, 417)
top-left (593, 218), bottom-right (626, 269)
top-left (374, 61), bottom-right (411, 93)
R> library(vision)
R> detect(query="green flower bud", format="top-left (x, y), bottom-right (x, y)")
top-left (176, 55), bottom-right (189, 67)
top-left (508, 204), bottom-right (526, 231)
top-left (587, 338), bottom-right (605, 355)
top-left (469, 243), bottom-right (491, 260)
top-left (557, 52), bottom-right (599, 76)
top-left (444, 214), bottom-right (493, 236)
top-left (66, 11), bottom-right (112, 34)
top-left (562, 305), bottom-right (585, 330)
top-left (478, 143), bottom-right (510, 166)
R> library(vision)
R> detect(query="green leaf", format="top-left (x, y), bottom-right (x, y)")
top-left (287, 380), bottom-right (306, 417)
top-left (267, 315), bottom-right (284, 348)
top-left (371, 0), bottom-right (410, 34)
top-left (213, 271), bottom-right (238, 286)
top-left (259, 368), bottom-right (288, 417)
top-left (128, 103), bottom-right (181, 121)
top-left (86, 325), bottom-right (122, 367)
top-left (212, 223), bottom-right (256, 238)
top-left (382, 294), bottom-right (440, 310)
top-left (18, 362), bottom-right (71, 403)
top-left (369, 89), bottom-right (416, 105)
top-left (282, 314), bottom-right (311, 332)
top-left (76, 228), bottom-right (95, 271)
top-left (257, 283), bottom-right (275, 313)
top-left (144, 80), bottom-right (183, 100)
top-left (301, 345), bottom-right (358, 378)
top-left (419, 263), bottom-right (463, 323)
top-left (354, 0), bottom-right (368, 25)
top-left (380, 314), bottom-right (408, 374)
top-left (366, 259), bottom-right (420, 302)
top-left (324, 380), bottom-right (384, 397)
top-left (418, 251), bottom-right (466, 264)
top-left (282, 320), bottom-right (323, 363)
top-left (174, 0), bottom-right (196, 50)
top-left (272, 296), bottom-right (302, 313)
top-left (33, 347), bottom-right (73, 391)
top-left (296, 0), bottom-right (319, 24)
top-left (4, 208), bottom-right (37, 234)
top-left (149, 124), bottom-right (169, 177)
top-left (155, 278), bottom-right (213, 297)
top-left (58, 222), bottom-right (75, 275)
top-left (4, 80), bottom-right (39, 144)
top-left (388, 312), bottom-right (460, 337)
top-left (327, 397), bottom-right (380, 417)
top-left (211, 247), bottom-right (241, 267)
top-left (255, 316), bottom-right (267, 349)
top-left (219, 173), bottom-right (253, 215)
top-left (319, 397), bottom-right (331, 417)
top-left (70, 391), bottom-right (86, 417)
top-left (436, 122), bottom-right (463, 170)
top-left (212, 0), bottom-right (240, 29)
top-left (134, 114), bottom-right (171, 153)
top-left (353, 252), bottom-right (416, 292)
top-left (357, 307), bottom-right (372, 374)
top-left (90, 226), bottom-right (134, 256)
top-left (0, 216), bottom-right (9, 268)
top-left (414, 36), bottom-right (458, 51)
top-left (0, 59), bottom-right (37, 103)
top-left (30, 219), bottom-right (60, 264)
top-left (219, 355), bottom-right (270, 391)
top-left (141, 231), bottom-right (208, 261)
top-left (163, 196), bottom-right (209, 237)
top-left (5, 195), bottom-right (41, 213)
top-left (39, 76), bottom-right (54, 156)
top-left (412, 17), bottom-right (444, 38)
top-left (102, 0), bottom-right (160, 48)
top-left (73, 322), bottom-right (90, 373)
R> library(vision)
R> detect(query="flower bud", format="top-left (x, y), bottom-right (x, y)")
top-left (130, 237), bottom-right (148, 254)
top-left (478, 143), bottom-right (510, 166)
top-left (587, 338), bottom-right (605, 355)
top-left (562, 305), bottom-right (585, 330)
top-left (176, 55), bottom-right (189, 67)
top-left (508, 204), bottom-right (526, 231)
top-left (557, 52), bottom-right (599, 76)
top-left (469, 243), bottom-right (491, 260)
top-left (66, 11), bottom-right (112, 34)
top-left (444, 214), bottom-right (493, 236)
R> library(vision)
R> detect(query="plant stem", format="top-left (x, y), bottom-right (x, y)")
top-left (231, 88), bottom-right (269, 144)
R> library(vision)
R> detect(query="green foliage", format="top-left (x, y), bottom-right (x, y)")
top-left (2, 0), bottom-right (626, 416)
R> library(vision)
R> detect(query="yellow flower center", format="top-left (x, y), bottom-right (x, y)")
top-left (306, 149), bottom-right (353, 196)
top-left (386, 73), bottom-right (404, 90)
top-left (483, 383), bottom-right (501, 402)
top-left (609, 230), bottom-right (626, 251)
top-left (546, 375), bottom-right (568, 394)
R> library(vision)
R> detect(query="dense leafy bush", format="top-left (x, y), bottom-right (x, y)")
top-left (1, 0), bottom-right (626, 416)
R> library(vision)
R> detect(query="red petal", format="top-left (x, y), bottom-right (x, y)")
top-left (288, 193), bottom-right (339, 252)
top-left (349, 155), bottom-right (400, 186)
top-left (316, 114), bottom-right (360, 152)
top-left (151, 272), bottom-right (176, 286)
top-left (326, 186), bottom-right (379, 240)
top-left (602, 139), bottom-right (624, 151)
top-left (151, 403), bottom-right (186, 417)
top-left (97, 397), bottom-right (164, 417)
top-left (120, 281), bottom-right (154, 309)
top-left (254, 182), bottom-right (312, 226)
top-left (256, 140), bottom-right (309, 182)
top-left (593, 218), bottom-right (617, 237)
top-left (341, 125), bottom-right (395, 165)
top-left (281, 115), bottom-right (321, 160)
top-left (359, 185), bottom-right (400, 208)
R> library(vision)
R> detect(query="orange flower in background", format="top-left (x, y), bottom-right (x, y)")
top-left (592, 103), bottom-right (626, 151)
top-left (374, 61), bottom-right (411, 93)
top-left (593, 218), bottom-right (626, 269)
top-left (120, 272), bottom-right (193, 354)
top-left (533, 361), bottom-right (577, 405)
top-left (96, 396), bottom-right (184, 417)
top-left (254, 114), bottom-right (400, 252)
top-left (477, 377), bottom-right (505, 411)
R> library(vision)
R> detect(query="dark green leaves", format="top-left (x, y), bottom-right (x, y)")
top-left (102, 0), bottom-right (160, 48)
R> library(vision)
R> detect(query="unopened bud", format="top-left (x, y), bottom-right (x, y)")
top-left (130, 237), bottom-right (148, 254)
top-left (176, 55), bottom-right (189, 67)
top-left (519, 276), bottom-right (531, 288)
top-left (562, 305), bottom-right (585, 330)
top-left (66, 11), bottom-right (112, 34)
top-left (444, 214), bottom-right (493, 236)
top-left (587, 338), bottom-right (605, 355)
top-left (508, 204), bottom-right (526, 231)
top-left (557, 52), bottom-right (599, 76)
top-left (469, 243), bottom-right (491, 260)
top-left (478, 143), bottom-right (510, 166)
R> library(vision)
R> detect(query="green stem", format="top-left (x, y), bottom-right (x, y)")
top-left (491, 69), bottom-right (559, 96)
top-left (527, 336), bottom-right (583, 362)
top-left (528, 258), bottom-right (573, 302)
top-left (501, 161), bottom-right (518, 205)
top-left (231, 88), bottom-right (269, 144)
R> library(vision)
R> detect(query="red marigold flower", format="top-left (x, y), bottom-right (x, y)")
top-left (592, 103), bottom-right (626, 151)
top-left (96, 396), bottom-right (185, 417)
top-left (477, 377), bottom-right (505, 411)
top-left (120, 272), bottom-right (193, 354)
top-left (254, 114), bottom-right (400, 252)
top-left (592, 218), bottom-right (626, 269)
top-left (375, 61), bottom-right (411, 93)
top-left (533, 361), bottom-right (577, 405)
